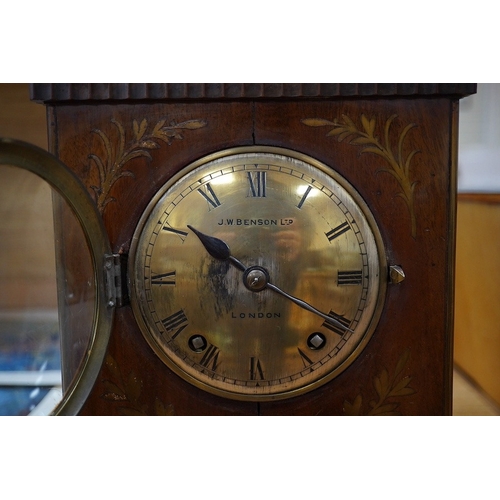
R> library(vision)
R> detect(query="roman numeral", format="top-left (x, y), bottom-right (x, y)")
top-left (200, 344), bottom-right (220, 371)
top-left (297, 185), bottom-right (313, 209)
top-left (297, 347), bottom-right (314, 368)
top-left (250, 357), bottom-right (265, 380)
top-left (151, 271), bottom-right (176, 285)
top-left (162, 225), bottom-right (189, 242)
top-left (337, 270), bottom-right (363, 285)
top-left (161, 310), bottom-right (188, 339)
top-left (322, 311), bottom-right (352, 336)
top-left (197, 183), bottom-right (221, 209)
top-left (325, 221), bottom-right (351, 242)
top-left (247, 171), bottom-right (267, 197)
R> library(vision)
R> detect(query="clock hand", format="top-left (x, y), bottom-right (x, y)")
top-left (264, 282), bottom-right (353, 332)
top-left (187, 225), bottom-right (352, 332)
top-left (187, 225), bottom-right (247, 272)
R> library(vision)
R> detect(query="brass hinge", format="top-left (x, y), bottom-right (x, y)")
top-left (104, 254), bottom-right (129, 308)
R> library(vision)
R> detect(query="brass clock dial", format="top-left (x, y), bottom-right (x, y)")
top-left (129, 146), bottom-right (387, 400)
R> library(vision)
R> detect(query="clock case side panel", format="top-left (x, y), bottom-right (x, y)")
top-left (46, 101), bottom-right (261, 415)
top-left (445, 101), bottom-right (460, 415)
top-left (253, 98), bottom-right (458, 415)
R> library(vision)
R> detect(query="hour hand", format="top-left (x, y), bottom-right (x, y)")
top-left (187, 226), bottom-right (247, 272)
top-left (188, 226), bottom-right (352, 333)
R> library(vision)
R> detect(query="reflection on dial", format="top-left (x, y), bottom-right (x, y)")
top-left (129, 147), bottom-right (387, 400)
top-left (187, 225), bottom-right (353, 331)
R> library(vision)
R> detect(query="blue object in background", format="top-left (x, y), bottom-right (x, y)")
top-left (0, 319), bottom-right (61, 416)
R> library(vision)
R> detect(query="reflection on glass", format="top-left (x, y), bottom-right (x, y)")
top-left (0, 164), bottom-right (95, 415)
top-left (0, 165), bottom-right (60, 415)
top-left (52, 190), bottom-right (95, 393)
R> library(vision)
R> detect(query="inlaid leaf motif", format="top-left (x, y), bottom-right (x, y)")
top-left (102, 381), bottom-right (127, 401)
top-left (361, 115), bottom-right (376, 136)
top-left (301, 118), bottom-right (336, 127)
top-left (133, 118), bottom-right (148, 141)
top-left (89, 117), bottom-right (207, 213)
top-left (155, 398), bottom-right (175, 416)
top-left (301, 114), bottom-right (420, 238)
top-left (343, 349), bottom-right (416, 416)
top-left (394, 348), bottom-right (411, 377)
top-left (106, 352), bottom-right (122, 380)
top-left (343, 393), bottom-right (363, 416)
top-left (180, 119), bottom-right (208, 130)
top-left (101, 354), bottom-right (174, 415)
top-left (390, 377), bottom-right (415, 397)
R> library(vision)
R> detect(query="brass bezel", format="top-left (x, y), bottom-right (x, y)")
top-left (129, 146), bottom-right (387, 401)
top-left (0, 138), bottom-right (114, 415)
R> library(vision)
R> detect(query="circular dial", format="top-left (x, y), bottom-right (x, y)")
top-left (129, 147), bottom-right (387, 400)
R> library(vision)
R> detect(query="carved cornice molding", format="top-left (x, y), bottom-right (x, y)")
top-left (30, 83), bottom-right (477, 103)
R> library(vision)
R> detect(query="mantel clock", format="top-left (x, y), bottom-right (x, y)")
top-left (1, 83), bottom-right (475, 415)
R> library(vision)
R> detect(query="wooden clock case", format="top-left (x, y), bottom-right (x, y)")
top-left (31, 83), bottom-right (476, 415)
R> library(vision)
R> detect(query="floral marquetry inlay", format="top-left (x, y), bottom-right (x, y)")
top-left (343, 349), bottom-right (416, 416)
top-left (101, 354), bottom-right (175, 416)
top-left (88, 118), bottom-right (207, 212)
top-left (302, 114), bottom-right (420, 238)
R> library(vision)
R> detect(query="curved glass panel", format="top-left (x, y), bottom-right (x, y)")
top-left (52, 190), bottom-right (96, 394)
top-left (0, 164), bottom-right (95, 415)
top-left (0, 138), bottom-right (114, 416)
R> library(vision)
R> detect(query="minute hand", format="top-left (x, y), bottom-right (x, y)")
top-left (265, 282), bottom-right (353, 332)
top-left (187, 225), bottom-right (352, 333)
